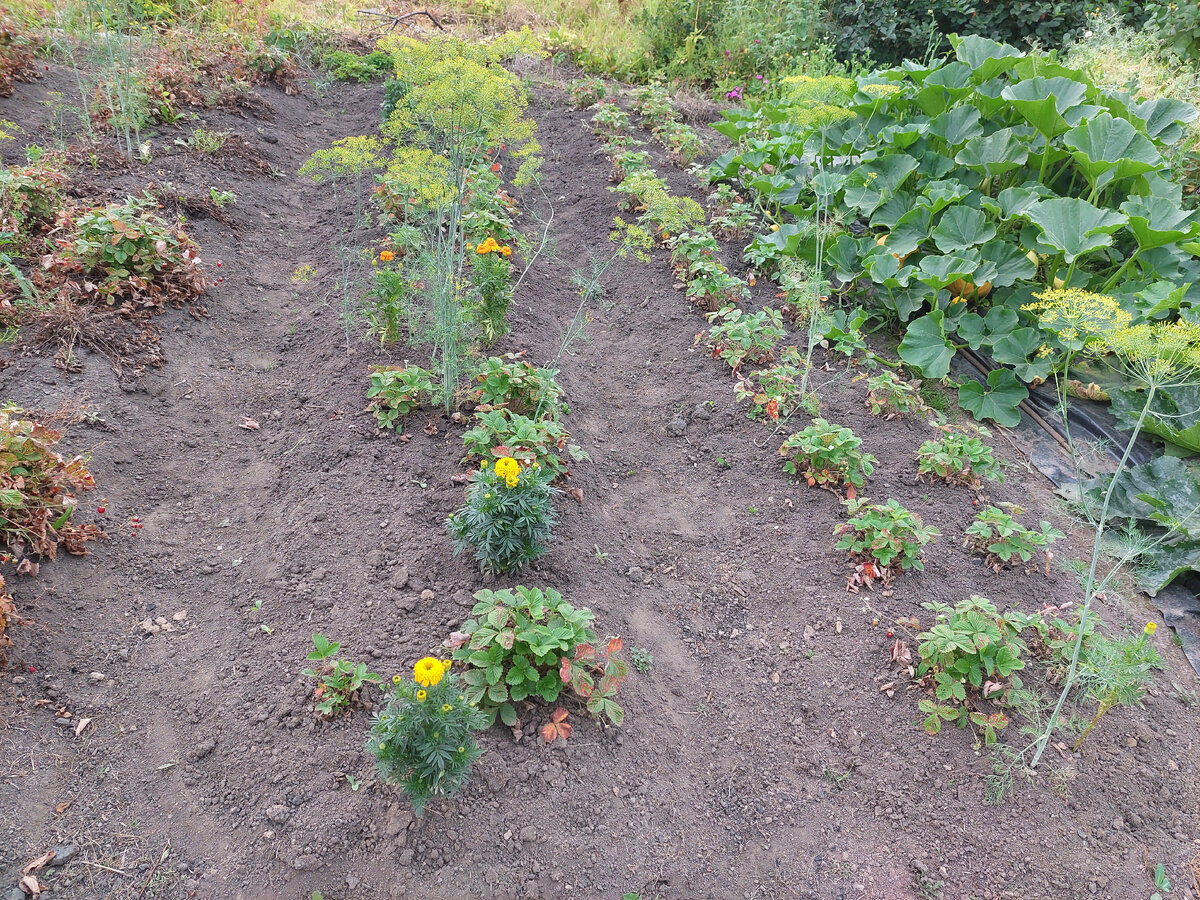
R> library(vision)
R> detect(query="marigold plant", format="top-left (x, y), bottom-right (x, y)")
top-left (368, 663), bottom-right (488, 813)
top-left (447, 458), bottom-right (559, 574)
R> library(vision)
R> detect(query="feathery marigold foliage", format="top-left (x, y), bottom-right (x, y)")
top-left (368, 666), bottom-right (488, 814)
top-left (447, 460), bottom-right (559, 575)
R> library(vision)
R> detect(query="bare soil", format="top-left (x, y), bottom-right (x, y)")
top-left (2, 62), bottom-right (1199, 900)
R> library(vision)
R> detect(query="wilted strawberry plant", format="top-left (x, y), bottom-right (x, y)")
top-left (735, 347), bottom-right (808, 422)
top-left (858, 369), bottom-right (926, 419)
top-left (0, 403), bottom-right (100, 571)
top-left (302, 634), bottom-right (381, 718)
top-left (0, 162), bottom-right (66, 246)
top-left (44, 196), bottom-right (204, 309)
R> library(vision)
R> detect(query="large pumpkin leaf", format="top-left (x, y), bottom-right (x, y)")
top-left (1001, 77), bottom-right (1089, 138)
top-left (979, 184), bottom-right (1050, 222)
top-left (1064, 113), bottom-right (1161, 191)
top-left (843, 155), bottom-right (920, 216)
top-left (1026, 197), bottom-right (1128, 263)
top-left (1120, 195), bottom-right (1200, 252)
top-left (950, 34), bottom-right (1024, 83)
top-left (928, 105), bottom-right (982, 148)
top-left (977, 239), bottom-right (1038, 287)
top-left (990, 328), bottom-right (1053, 382)
top-left (1132, 97), bottom-right (1200, 145)
top-left (898, 310), bottom-right (955, 377)
top-left (953, 127), bottom-right (1030, 177)
top-left (957, 368), bottom-right (1028, 427)
top-left (931, 206), bottom-right (996, 253)
top-left (917, 252), bottom-right (981, 289)
top-left (1111, 384), bottom-right (1200, 453)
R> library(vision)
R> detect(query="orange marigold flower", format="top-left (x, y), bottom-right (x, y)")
top-left (379, 250), bottom-right (394, 262)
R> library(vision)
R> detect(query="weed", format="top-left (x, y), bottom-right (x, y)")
top-left (184, 126), bottom-right (228, 154)
top-left (208, 187), bottom-right (236, 207)
top-left (302, 634), bottom-right (382, 718)
top-left (630, 645), bottom-right (653, 673)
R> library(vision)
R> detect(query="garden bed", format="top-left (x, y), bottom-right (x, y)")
top-left (2, 56), bottom-right (1199, 900)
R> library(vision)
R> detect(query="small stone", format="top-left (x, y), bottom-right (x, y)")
top-left (421, 589), bottom-right (435, 602)
top-left (266, 804), bottom-right (292, 824)
top-left (1125, 736), bottom-right (1138, 748)
top-left (49, 845), bottom-right (78, 866)
top-left (389, 568), bottom-right (410, 590)
top-left (519, 826), bottom-right (538, 843)
top-left (626, 566), bottom-right (644, 583)
top-left (666, 417), bottom-right (687, 437)
top-left (347, 876), bottom-right (360, 890)
top-left (1111, 817), bottom-right (1124, 831)
top-left (55, 717), bottom-right (72, 726)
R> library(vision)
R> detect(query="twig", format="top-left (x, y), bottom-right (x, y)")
top-left (357, 9), bottom-right (445, 33)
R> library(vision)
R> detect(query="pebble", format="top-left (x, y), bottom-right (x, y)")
top-left (49, 845), bottom-right (78, 867)
top-left (666, 416), bottom-right (687, 437)
top-left (266, 804), bottom-right (292, 824)
top-left (421, 589), bottom-right (435, 601)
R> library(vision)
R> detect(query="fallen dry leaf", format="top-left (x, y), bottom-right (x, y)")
top-left (19, 873), bottom-right (43, 896)
top-left (568, 488), bottom-right (584, 504)
top-left (22, 851), bottom-right (54, 875)
top-left (55, 800), bottom-right (72, 814)
top-left (450, 472), bottom-right (470, 485)
top-left (422, 420), bottom-right (438, 436)
top-left (74, 717), bottom-right (92, 737)
top-left (238, 417), bottom-right (260, 431)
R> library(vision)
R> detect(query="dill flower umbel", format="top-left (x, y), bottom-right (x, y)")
top-left (1106, 320), bottom-right (1200, 384)
top-left (1023, 288), bottom-right (1132, 349)
top-left (413, 656), bottom-right (446, 687)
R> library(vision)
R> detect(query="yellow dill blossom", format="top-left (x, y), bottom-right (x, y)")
top-left (413, 657), bottom-right (446, 687)
top-left (494, 456), bottom-right (521, 488)
top-left (299, 136), bottom-right (385, 183)
top-left (1023, 288), bottom-right (1132, 349)
top-left (1106, 320), bottom-right (1200, 384)
top-left (417, 689), bottom-right (427, 701)
top-left (1144, 622), bottom-right (1158, 635)
top-left (861, 82), bottom-right (903, 97)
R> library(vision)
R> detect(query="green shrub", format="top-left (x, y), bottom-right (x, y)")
top-left (369, 658), bottom-right (488, 813)
top-left (829, 0), bottom-right (1093, 66)
top-left (447, 457), bottom-right (559, 574)
top-left (324, 49), bottom-right (393, 83)
top-left (0, 163), bottom-right (65, 244)
top-left (1143, 0), bottom-right (1200, 62)
top-left (712, 36), bottom-right (1200, 428)
top-left (779, 418), bottom-right (876, 490)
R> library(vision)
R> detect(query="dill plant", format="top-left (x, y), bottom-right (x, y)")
top-left (369, 657), bottom-right (488, 814)
top-left (1027, 291), bottom-right (1200, 767)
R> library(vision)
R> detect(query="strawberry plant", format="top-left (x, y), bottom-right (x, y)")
top-left (916, 424), bottom-right (1003, 486)
top-left (568, 76), bottom-right (606, 109)
top-left (965, 505), bottom-right (1065, 572)
top-left (47, 197), bottom-right (204, 309)
top-left (703, 305), bottom-right (786, 373)
top-left (451, 586), bottom-right (626, 727)
top-left (0, 10), bottom-right (37, 98)
top-left (302, 634), bottom-right (382, 718)
top-left (367, 365), bottom-right (436, 431)
top-left (779, 419), bottom-right (876, 492)
top-left (735, 347), bottom-right (807, 422)
top-left (0, 163), bottom-right (66, 246)
top-left (0, 404), bottom-right (100, 568)
top-left (609, 148), bottom-right (652, 184)
top-left (560, 635), bottom-right (628, 727)
top-left (470, 354), bottom-right (567, 422)
top-left (591, 101), bottom-right (631, 137)
top-left (835, 497), bottom-right (939, 574)
top-left (916, 595), bottom-right (1036, 744)
top-left (859, 369), bottom-right (927, 419)
top-left (461, 409), bottom-right (575, 478)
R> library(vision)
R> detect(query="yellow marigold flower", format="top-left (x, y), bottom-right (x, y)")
top-left (494, 456), bottom-right (521, 488)
top-left (1144, 622), bottom-right (1158, 635)
top-left (442, 703), bottom-right (452, 712)
top-left (392, 674), bottom-right (402, 685)
top-left (417, 689), bottom-right (427, 701)
top-left (413, 656), bottom-right (445, 687)
top-left (476, 237), bottom-right (500, 254)
top-left (379, 250), bottom-right (395, 262)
